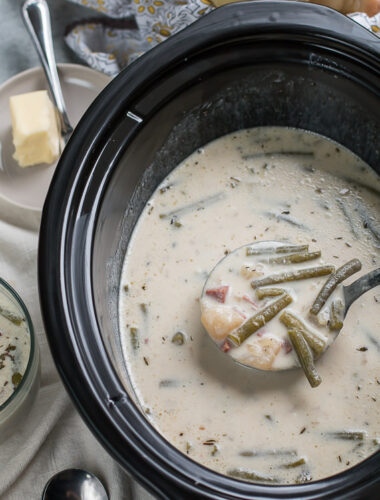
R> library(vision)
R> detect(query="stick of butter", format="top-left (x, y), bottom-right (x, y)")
top-left (10, 90), bottom-right (61, 167)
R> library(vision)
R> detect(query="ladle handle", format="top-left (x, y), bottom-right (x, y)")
top-left (21, 0), bottom-right (73, 139)
top-left (344, 268), bottom-right (380, 316)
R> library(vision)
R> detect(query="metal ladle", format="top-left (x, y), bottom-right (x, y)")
top-left (21, 0), bottom-right (73, 145)
top-left (343, 267), bottom-right (380, 316)
top-left (202, 241), bottom-right (380, 372)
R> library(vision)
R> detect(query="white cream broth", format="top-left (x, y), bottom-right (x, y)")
top-left (119, 127), bottom-right (380, 485)
top-left (0, 288), bottom-right (30, 406)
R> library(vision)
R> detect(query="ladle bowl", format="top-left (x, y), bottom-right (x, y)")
top-left (201, 241), bottom-right (380, 373)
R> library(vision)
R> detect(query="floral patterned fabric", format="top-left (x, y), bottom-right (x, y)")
top-left (65, 0), bottom-right (380, 76)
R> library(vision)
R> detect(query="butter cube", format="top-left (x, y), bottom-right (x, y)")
top-left (10, 90), bottom-right (60, 167)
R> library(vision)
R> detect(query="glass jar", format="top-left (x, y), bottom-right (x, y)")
top-left (0, 278), bottom-right (40, 442)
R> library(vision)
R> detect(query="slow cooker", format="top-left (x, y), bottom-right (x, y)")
top-left (38, 2), bottom-right (380, 498)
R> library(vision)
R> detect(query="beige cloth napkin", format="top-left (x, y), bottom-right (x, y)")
top-left (64, 0), bottom-right (380, 76)
top-left (0, 200), bottom-right (154, 500)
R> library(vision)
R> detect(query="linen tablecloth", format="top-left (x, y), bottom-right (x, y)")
top-left (0, 204), bottom-right (155, 500)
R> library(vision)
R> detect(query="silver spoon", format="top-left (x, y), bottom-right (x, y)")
top-left (201, 241), bottom-right (380, 372)
top-left (42, 468), bottom-right (108, 500)
top-left (21, 0), bottom-right (73, 145)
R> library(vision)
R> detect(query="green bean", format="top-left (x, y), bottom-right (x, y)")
top-left (256, 288), bottom-right (286, 299)
top-left (239, 449), bottom-right (297, 458)
top-left (336, 198), bottom-right (360, 239)
top-left (310, 259), bottom-right (362, 315)
top-left (288, 329), bottom-right (322, 388)
top-left (277, 214), bottom-right (307, 229)
top-left (130, 327), bottom-right (139, 351)
top-left (267, 251), bottom-right (321, 265)
top-left (240, 451), bottom-right (256, 457)
top-left (159, 192), bottom-right (224, 220)
top-left (227, 468), bottom-right (279, 483)
top-left (251, 265), bottom-right (335, 289)
top-left (280, 311), bottom-right (326, 356)
top-left (326, 431), bottom-right (366, 441)
top-left (276, 244), bottom-right (309, 254)
top-left (171, 331), bottom-right (185, 345)
top-left (264, 212), bottom-right (309, 231)
top-left (329, 300), bottom-right (344, 331)
top-left (0, 306), bottom-right (23, 326)
top-left (159, 379), bottom-right (178, 388)
top-left (228, 293), bottom-right (292, 346)
top-left (262, 211), bottom-right (309, 230)
top-left (356, 201), bottom-right (380, 244)
top-left (246, 244), bottom-right (309, 256)
top-left (242, 151), bottom-right (314, 160)
top-left (281, 457), bottom-right (306, 469)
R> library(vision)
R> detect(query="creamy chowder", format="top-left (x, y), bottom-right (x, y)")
top-left (0, 286), bottom-right (30, 407)
top-left (119, 127), bottom-right (380, 484)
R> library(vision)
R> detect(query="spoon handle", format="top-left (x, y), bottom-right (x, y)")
top-left (21, 0), bottom-right (73, 140)
top-left (344, 268), bottom-right (380, 316)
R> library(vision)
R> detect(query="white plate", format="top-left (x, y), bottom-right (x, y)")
top-left (0, 64), bottom-right (111, 212)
